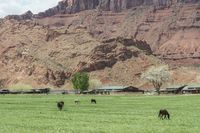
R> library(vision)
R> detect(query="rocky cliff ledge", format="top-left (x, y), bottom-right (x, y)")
top-left (5, 0), bottom-right (200, 19)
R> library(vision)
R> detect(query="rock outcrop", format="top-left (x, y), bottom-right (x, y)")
top-left (5, 11), bottom-right (33, 20)
top-left (76, 37), bottom-right (152, 72)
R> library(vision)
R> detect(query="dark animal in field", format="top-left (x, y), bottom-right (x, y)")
top-left (91, 99), bottom-right (96, 104)
top-left (74, 100), bottom-right (80, 104)
top-left (57, 101), bottom-right (64, 111)
top-left (158, 109), bottom-right (170, 120)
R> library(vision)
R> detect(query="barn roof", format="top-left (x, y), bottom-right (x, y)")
top-left (97, 86), bottom-right (129, 90)
top-left (161, 85), bottom-right (187, 92)
top-left (187, 84), bottom-right (200, 88)
top-left (182, 84), bottom-right (200, 91)
top-left (165, 85), bottom-right (186, 89)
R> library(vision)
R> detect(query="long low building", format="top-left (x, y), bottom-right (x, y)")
top-left (160, 85), bottom-right (187, 94)
top-left (83, 86), bottom-right (144, 94)
top-left (160, 85), bottom-right (200, 94)
top-left (182, 85), bottom-right (200, 94)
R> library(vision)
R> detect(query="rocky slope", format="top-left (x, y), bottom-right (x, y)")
top-left (0, 0), bottom-right (200, 88)
top-left (0, 18), bottom-right (156, 88)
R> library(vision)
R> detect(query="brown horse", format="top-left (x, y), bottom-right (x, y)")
top-left (158, 109), bottom-right (170, 120)
top-left (57, 101), bottom-right (64, 111)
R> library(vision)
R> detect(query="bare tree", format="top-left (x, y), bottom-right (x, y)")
top-left (141, 65), bottom-right (170, 94)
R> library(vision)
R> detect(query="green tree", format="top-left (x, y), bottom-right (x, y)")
top-left (141, 65), bottom-right (170, 95)
top-left (71, 72), bottom-right (89, 93)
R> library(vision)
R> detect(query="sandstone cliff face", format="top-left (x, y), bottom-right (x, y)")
top-left (99, 0), bottom-right (172, 11)
top-left (35, 0), bottom-right (199, 18)
top-left (35, 0), bottom-right (100, 18)
top-left (4, 0), bottom-right (200, 19)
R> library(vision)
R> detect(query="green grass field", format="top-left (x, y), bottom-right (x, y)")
top-left (0, 94), bottom-right (199, 133)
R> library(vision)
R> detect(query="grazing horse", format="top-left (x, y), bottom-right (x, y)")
top-left (57, 101), bottom-right (64, 111)
top-left (74, 100), bottom-right (80, 104)
top-left (91, 99), bottom-right (96, 104)
top-left (158, 109), bottom-right (170, 120)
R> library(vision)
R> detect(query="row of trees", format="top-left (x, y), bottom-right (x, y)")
top-left (71, 64), bottom-right (171, 94)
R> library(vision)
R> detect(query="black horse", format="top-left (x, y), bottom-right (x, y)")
top-left (57, 101), bottom-right (64, 111)
top-left (91, 99), bottom-right (96, 104)
top-left (158, 109), bottom-right (170, 120)
top-left (74, 100), bottom-right (80, 104)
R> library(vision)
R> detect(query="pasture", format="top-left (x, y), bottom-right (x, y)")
top-left (0, 94), bottom-right (199, 133)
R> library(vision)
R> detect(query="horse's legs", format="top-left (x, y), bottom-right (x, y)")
top-left (164, 114), bottom-right (167, 119)
top-left (160, 114), bottom-right (163, 120)
top-left (158, 111), bottom-right (161, 119)
top-left (167, 114), bottom-right (170, 119)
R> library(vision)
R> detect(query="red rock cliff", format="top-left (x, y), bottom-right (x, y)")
top-left (9, 0), bottom-right (199, 19)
